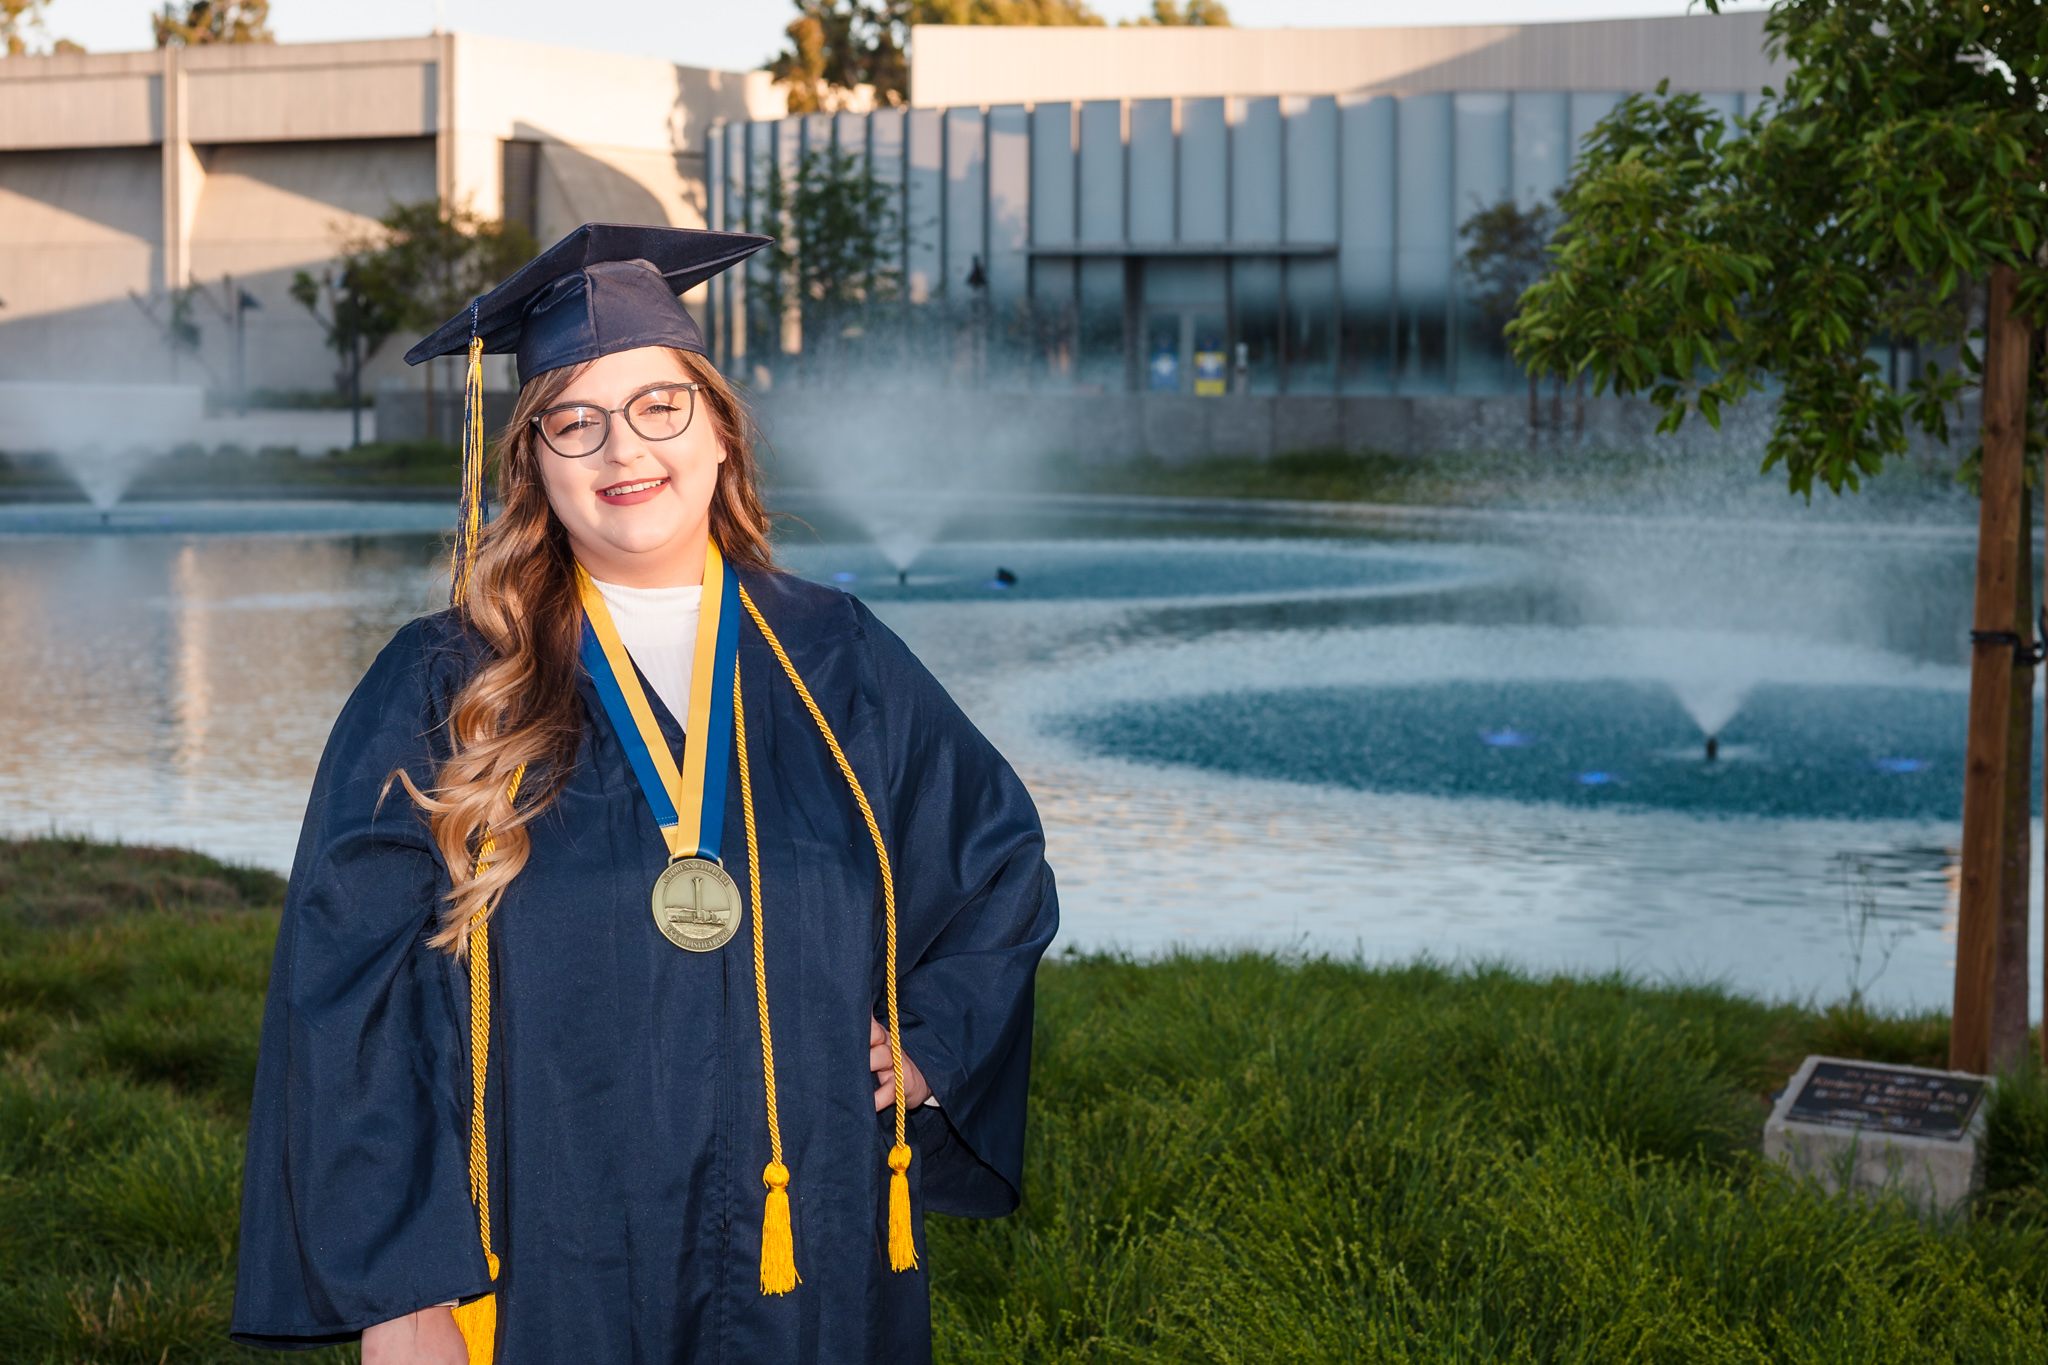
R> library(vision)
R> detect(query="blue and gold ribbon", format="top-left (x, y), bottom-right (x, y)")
top-left (576, 539), bottom-right (740, 861)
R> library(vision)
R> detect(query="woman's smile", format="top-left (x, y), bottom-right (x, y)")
top-left (598, 475), bottom-right (671, 505)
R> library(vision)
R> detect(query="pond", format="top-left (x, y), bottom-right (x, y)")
top-left (1, 494), bottom-right (2031, 1015)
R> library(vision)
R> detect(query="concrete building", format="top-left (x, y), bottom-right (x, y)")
top-left (0, 35), bottom-right (782, 399)
top-left (708, 12), bottom-right (1778, 408)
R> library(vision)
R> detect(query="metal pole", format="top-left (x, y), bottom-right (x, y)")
top-left (348, 284), bottom-right (363, 449)
top-left (1954, 264), bottom-right (2029, 1075)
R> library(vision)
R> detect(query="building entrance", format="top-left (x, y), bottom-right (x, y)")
top-left (1144, 309), bottom-right (1229, 394)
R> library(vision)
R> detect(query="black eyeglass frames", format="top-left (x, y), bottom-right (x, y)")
top-left (530, 382), bottom-right (703, 458)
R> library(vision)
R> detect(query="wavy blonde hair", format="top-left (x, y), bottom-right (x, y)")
top-left (399, 348), bottom-right (775, 954)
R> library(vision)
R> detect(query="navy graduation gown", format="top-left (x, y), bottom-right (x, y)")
top-left (231, 569), bottom-right (1058, 1361)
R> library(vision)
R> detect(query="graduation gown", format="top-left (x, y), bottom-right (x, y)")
top-left (231, 568), bottom-right (1058, 1361)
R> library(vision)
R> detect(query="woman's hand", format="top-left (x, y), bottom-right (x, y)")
top-left (362, 1305), bottom-right (468, 1364)
top-left (869, 1015), bottom-right (930, 1111)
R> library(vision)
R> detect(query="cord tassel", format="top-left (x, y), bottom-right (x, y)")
top-left (738, 582), bottom-right (921, 1277)
top-left (451, 327), bottom-right (486, 607)
top-left (760, 1162), bottom-right (799, 1294)
top-left (450, 1252), bottom-right (499, 1365)
top-left (453, 763), bottom-right (521, 1364)
top-left (887, 1143), bottom-right (917, 1271)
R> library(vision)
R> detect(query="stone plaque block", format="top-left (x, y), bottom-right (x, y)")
top-left (1763, 1055), bottom-right (1988, 1214)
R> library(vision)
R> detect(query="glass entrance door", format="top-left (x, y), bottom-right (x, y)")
top-left (1145, 309), bottom-right (1230, 394)
top-left (1140, 258), bottom-right (1228, 395)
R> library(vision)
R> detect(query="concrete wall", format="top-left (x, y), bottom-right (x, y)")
top-left (909, 13), bottom-right (1779, 106)
top-left (0, 35), bottom-right (784, 398)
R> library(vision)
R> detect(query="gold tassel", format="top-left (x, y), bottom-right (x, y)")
top-left (887, 1143), bottom-right (917, 1271)
top-left (760, 1161), bottom-right (799, 1295)
top-left (450, 1251), bottom-right (499, 1365)
top-left (451, 332), bottom-right (486, 607)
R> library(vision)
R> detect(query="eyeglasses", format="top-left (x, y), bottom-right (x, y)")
top-left (531, 382), bottom-right (703, 458)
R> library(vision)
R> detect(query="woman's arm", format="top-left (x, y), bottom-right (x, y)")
top-left (232, 620), bottom-right (496, 1347)
top-left (362, 1307), bottom-right (468, 1365)
top-left (852, 601), bottom-right (1060, 1217)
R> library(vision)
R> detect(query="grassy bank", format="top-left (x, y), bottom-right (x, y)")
top-left (1050, 446), bottom-right (1976, 513)
top-left (0, 441), bottom-right (461, 499)
top-left (4, 837), bottom-right (2047, 1362)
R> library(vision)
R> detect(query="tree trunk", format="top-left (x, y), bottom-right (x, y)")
top-left (1994, 493), bottom-right (2034, 1072)
top-left (1954, 264), bottom-right (2030, 1075)
top-left (1528, 370), bottom-right (1540, 445)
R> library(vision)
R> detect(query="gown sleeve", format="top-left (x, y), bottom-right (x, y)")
top-left (851, 598), bottom-right (1060, 1219)
top-left (231, 618), bottom-right (493, 1349)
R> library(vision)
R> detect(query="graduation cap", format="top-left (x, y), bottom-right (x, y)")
top-left (413, 223), bottom-right (771, 607)
top-left (405, 222), bottom-right (772, 385)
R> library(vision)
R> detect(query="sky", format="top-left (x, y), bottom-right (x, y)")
top-left (42, 0), bottom-right (1768, 74)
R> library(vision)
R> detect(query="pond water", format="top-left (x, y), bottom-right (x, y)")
top-left (1, 495), bottom-right (2035, 1015)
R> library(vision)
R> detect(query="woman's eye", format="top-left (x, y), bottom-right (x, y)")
top-left (549, 411), bottom-right (599, 434)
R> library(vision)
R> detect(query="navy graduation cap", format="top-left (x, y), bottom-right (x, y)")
top-left (405, 222), bottom-right (772, 385)
top-left (407, 222), bottom-right (770, 606)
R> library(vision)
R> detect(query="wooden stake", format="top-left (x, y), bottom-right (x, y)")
top-left (1954, 265), bottom-right (2029, 1075)
top-left (1993, 494), bottom-right (2034, 1072)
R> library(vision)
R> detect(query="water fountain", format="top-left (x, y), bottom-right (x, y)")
top-left (0, 382), bottom-right (204, 513)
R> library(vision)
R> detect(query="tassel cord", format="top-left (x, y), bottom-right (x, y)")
top-left (451, 331), bottom-right (487, 608)
top-left (453, 761), bottom-right (525, 1362)
top-left (739, 663), bottom-right (800, 1294)
top-left (737, 584), bottom-right (919, 1271)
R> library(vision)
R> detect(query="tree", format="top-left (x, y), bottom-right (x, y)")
top-left (304, 200), bottom-right (537, 439)
top-left (1508, 0), bottom-right (2048, 1074)
top-left (2, 0), bottom-right (79, 53)
top-left (1126, 0), bottom-right (1229, 25)
top-left (153, 0), bottom-right (271, 46)
top-left (749, 145), bottom-right (902, 380)
top-left (768, 0), bottom-right (1101, 111)
top-left (1459, 196), bottom-right (1560, 431)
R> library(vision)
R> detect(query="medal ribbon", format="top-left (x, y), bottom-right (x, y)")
top-left (576, 539), bottom-right (740, 861)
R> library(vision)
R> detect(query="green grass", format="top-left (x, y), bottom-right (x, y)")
top-left (0, 441), bottom-right (461, 497)
top-left (3, 836), bottom-right (2047, 1362)
top-left (1045, 446), bottom-right (1975, 513)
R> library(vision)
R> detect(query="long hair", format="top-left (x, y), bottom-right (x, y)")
top-left (399, 348), bottom-right (774, 953)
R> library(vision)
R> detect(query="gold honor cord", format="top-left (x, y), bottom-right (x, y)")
top-left (453, 761), bottom-right (525, 1365)
top-left (738, 662), bottom-right (798, 1294)
top-left (737, 583), bottom-right (919, 1273)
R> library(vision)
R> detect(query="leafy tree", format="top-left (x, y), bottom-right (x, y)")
top-left (300, 200), bottom-right (537, 430)
top-left (769, 0), bottom-right (1101, 111)
top-left (152, 0), bottom-right (271, 46)
top-left (1460, 196), bottom-right (1562, 431)
top-left (288, 263), bottom-right (401, 402)
top-left (749, 145), bottom-right (902, 376)
top-left (1509, 1), bottom-right (2048, 498)
top-left (1509, 0), bottom-right (2048, 1075)
top-left (1127, 0), bottom-right (1229, 25)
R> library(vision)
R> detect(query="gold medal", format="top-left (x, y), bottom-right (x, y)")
top-left (652, 856), bottom-right (741, 952)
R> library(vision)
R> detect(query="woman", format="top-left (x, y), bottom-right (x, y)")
top-left (231, 225), bottom-right (1058, 1364)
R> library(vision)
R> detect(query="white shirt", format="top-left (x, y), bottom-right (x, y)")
top-left (589, 577), bottom-right (701, 726)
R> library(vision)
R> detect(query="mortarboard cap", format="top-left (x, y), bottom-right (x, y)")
top-left (404, 222), bottom-right (772, 386)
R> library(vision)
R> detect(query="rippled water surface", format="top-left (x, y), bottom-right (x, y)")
top-left (2, 495), bottom-right (2035, 1014)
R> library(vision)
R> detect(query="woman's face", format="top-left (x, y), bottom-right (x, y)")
top-left (534, 346), bottom-right (726, 588)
